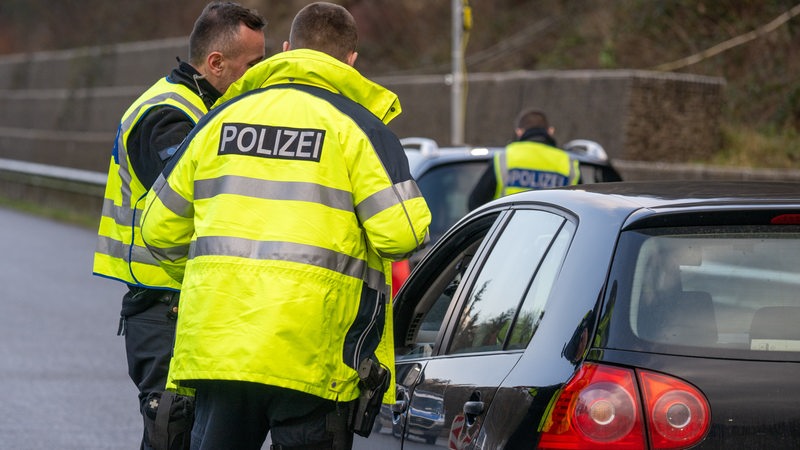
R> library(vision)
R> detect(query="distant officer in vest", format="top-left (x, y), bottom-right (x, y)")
top-left (140, 3), bottom-right (431, 448)
top-left (468, 108), bottom-right (580, 210)
top-left (92, 3), bottom-right (265, 449)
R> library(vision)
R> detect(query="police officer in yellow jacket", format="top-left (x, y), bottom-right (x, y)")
top-left (468, 108), bottom-right (580, 210)
top-left (140, 3), bottom-right (431, 449)
top-left (92, 3), bottom-right (265, 449)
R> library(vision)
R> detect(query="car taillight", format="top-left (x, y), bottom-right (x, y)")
top-left (537, 363), bottom-right (710, 450)
top-left (638, 370), bottom-right (710, 449)
top-left (770, 213), bottom-right (800, 225)
top-left (391, 260), bottom-right (411, 297)
top-left (539, 364), bottom-right (645, 449)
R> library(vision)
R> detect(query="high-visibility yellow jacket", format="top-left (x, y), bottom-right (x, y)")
top-left (493, 140), bottom-right (580, 198)
top-left (93, 78), bottom-right (206, 289)
top-left (140, 49), bottom-right (431, 403)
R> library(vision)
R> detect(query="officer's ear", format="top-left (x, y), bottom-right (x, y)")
top-left (345, 51), bottom-right (358, 67)
top-left (207, 51), bottom-right (224, 76)
top-left (282, 41), bottom-right (291, 52)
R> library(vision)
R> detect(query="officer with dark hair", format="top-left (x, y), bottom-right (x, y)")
top-left (92, 3), bottom-right (265, 449)
top-left (468, 108), bottom-right (580, 210)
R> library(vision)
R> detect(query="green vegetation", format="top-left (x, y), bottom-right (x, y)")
top-left (714, 124), bottom-right (800, 168)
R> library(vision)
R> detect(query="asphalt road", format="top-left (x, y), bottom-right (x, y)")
top-left (0, 207), bottom-right (140, 449)
top-left (0, 206), bottom-right (438, 450)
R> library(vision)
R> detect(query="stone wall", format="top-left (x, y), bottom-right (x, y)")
top-left (0, 38), bottom-right (724, 173)
top-left (625, 74), bottom-right (725, 162)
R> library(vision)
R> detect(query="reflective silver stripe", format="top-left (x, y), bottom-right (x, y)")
top-left (99, 198), bottom-right (140, 227)
top-left (147, 243), bottom-right (192, 264)
top-left (154, 176), bottom-right (194, 218)
top-left (96, 235), bottom-right (130, 261)
top-left (117, 130), bottom-right (134, 209)
top-left (497, 152), bottom-right (508, 197)
top-left (95, 235), bottom-right (161, 266)
top-left (120, 91), bottom-right (204, 131)
top-left (151, 172), bottom-right (168, 192)
top-left (131, 244), bottom-right (162, 266)
top-left (117, 90), bottom-right (204, 209)
top-left (355, 179), bottom-right (423, 223)
top-left (194, 176), bottom-right (354, 212)
top-left (569, 158), bottom-right (579, 184)
top-left (191, 236), bottom-right (385, 291)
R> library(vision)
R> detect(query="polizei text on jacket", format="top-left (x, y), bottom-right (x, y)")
top-left (218, 123), bottom-right (325, 162)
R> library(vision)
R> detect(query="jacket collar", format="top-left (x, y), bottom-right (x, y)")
top-left (215, 49), bottom-right (401, 124)
top-left (169, 60), bottom-right (222, 109)
top-left (518, 127), bottom-right (558, 148)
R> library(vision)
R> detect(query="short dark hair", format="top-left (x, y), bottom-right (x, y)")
top-left (516, 108), bottom-right (549, 130)
top-left (189, 1), bottom-right (266, 66)
top-left (289, 2), bottom-right (357, 62)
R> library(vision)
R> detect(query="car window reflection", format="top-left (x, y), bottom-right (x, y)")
top-left (449, 210), bottom-right (566, 354)
top-left (395, 215), bottom-right (498, 360)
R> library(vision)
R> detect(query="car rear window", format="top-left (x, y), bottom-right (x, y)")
top-left (604, 224), bottom-right (800, 361)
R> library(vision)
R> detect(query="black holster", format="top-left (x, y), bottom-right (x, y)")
top-left (350, 358), bottom-right (390, 437)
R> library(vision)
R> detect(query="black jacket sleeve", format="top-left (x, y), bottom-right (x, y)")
top-left (127, 106), bottom-right (195, 190)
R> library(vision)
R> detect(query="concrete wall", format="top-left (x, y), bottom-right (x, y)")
top-left (0, 38), bottom-right (725, 174)
top-left (381, 70), bottom-right (724, 163)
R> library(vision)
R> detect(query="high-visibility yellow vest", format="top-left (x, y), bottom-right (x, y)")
top-left (141, 49), bottom-right (431, 402)
top-left (493, 140), bottom-right (580, 198)
top-left (93, 78), bottom-right (206, 289)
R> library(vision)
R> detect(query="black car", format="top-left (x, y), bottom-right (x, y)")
top-left (357, 181), bottom-right (800, 449)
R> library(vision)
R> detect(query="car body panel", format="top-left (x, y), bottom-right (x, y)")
top-left (358, 181), bottom-right (800, 449)
top-left (394, 353), bottom-right (520, 447)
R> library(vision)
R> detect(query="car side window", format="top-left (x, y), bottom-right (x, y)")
top-left (395, 214), bottom-right (500, 360)
top-left (506, 224), bottom-right (573, 349)
top-left (448, 210), bottom-right (567, 354)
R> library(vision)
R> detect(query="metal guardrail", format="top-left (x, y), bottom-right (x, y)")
top-left (613, 160), bottom-right (800, 183)
top-left (2, 157), bottom-right (800, 221)
top-left (0, 158), bottom-right (106, 199)
top-left (0, 158), bottom-right (106, 187)
top-left (0, 158), bottom-right (106, 219)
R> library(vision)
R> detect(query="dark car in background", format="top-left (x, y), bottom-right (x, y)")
top-left (391, 137), bottom-right (622, 295)
top-left (403, 137), bottom-right (621, 243)
top-left (358, 181), bottom-right (800, 449)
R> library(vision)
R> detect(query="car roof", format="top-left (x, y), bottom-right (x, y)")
top-left (401, 136), bottom-right (618, 166)
top-left (471, 180), bottom-right (800, 228)
top-left (404, 145), bottom-right (493, 179)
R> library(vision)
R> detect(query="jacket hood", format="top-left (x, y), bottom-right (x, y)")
top-left (214, 49), bottom-right (401, 124)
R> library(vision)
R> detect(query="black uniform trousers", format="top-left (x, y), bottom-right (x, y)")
top-left (190, 380), bottom-right (354, 450)
top-left (120, 286), bottom-right (179, 450)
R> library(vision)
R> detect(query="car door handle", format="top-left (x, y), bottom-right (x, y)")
top-left (391, 399), bottom-right (407, 427)
top-left (392, 399), bottom-right (408, 414)
top-left (463, 400), bottom-right (485, 427)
